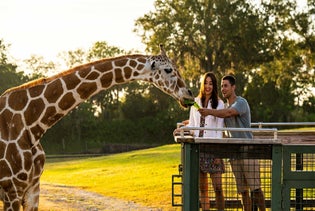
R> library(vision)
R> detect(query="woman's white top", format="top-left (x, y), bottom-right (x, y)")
top-left (187, 97), bottom-right (224, 138)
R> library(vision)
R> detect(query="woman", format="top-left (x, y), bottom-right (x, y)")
top-left (188, 72), bottom-right (225, 211)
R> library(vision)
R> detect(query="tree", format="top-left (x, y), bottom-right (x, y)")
top-left (87, 41), bottom-right (124, 61)
top-left (135, 0), bottom-right (276, 75)
top-left (23, 55), bottom-right (56, 78)
top-left (58, 48), bottom-right (87, 68)
top-left (135, 0), bottom-right (315, 122)
top-left (0, 39), bottom-right (27, 94)
top-left (245, 0), bottom-right (315, 121)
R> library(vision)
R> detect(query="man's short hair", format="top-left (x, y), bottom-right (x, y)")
top-left (222, 75), bottom-right (236, 86)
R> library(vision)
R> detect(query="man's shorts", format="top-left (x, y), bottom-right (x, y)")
top-left (230, 159), bottom-right (261, 193)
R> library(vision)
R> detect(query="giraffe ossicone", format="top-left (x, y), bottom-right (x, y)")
top-left (0, 44), bottom-right (193, 210)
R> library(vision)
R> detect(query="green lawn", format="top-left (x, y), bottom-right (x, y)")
top-left (41, 144), bottom-right (182, 210)
top-left (41, 128), bottom-right (315, 210)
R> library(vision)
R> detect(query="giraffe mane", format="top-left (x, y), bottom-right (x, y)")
top-left (1, 54), bottom-right (146, 96)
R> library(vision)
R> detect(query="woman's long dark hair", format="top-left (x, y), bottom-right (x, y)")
top-left (197, 72), bottom-right (219, 109)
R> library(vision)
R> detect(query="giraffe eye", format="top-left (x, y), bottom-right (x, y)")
top-left (164, 68), bottom-right (173, 74)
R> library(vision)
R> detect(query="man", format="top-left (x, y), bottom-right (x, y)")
top-left (198, 75), bottom-right (266, 211)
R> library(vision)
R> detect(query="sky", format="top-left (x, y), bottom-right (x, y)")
top-left (0, 0), bottom-right (155, 62)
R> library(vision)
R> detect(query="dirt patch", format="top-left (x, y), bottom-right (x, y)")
top-left (38, 183), bottom-right (162, 211)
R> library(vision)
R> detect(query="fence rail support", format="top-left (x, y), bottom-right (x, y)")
top-left (271, 144), bottom-right (283, 210)
top-left (182, 143), bottom-right (199, 211)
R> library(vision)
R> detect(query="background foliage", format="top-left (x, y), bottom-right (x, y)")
top-left (0, 0), bottom-right (314, 154)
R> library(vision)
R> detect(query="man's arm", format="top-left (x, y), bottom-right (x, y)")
top-left (198, 107), bottom-right (239, 118)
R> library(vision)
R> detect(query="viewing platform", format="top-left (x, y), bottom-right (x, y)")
top-left (172, 122), bottom-right (315, 211)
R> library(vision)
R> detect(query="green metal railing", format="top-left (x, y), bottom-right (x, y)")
top-left (172, 122), bottom-right (315, 211)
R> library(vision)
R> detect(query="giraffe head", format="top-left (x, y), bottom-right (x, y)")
top-left (144, 45), bottom-right (193, 108)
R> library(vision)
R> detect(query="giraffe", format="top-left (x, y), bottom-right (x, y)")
top-left (0, 45), bottom-right (193, 210)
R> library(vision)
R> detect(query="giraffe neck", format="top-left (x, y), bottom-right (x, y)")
top-left (0, 55), bottom-right (152, 145)
top-left (0, 45), bottom-right (193, 210)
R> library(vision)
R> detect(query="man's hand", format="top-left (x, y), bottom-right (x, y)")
top-left (198, 108), bottom-right (210, 116)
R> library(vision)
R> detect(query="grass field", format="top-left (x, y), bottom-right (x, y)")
top-left (41, 129), bottom-right (315, 210)
top-left (41, 144), bottom-right (182, 210)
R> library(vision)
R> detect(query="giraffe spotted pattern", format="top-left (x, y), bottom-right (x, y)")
top-left (0, 45), bottom-right (193, 210)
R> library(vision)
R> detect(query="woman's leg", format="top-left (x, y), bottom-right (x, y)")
top-left (252, 188), bottom-right (266, 211)
top-left (210, 172), bottom-right (225, 210)
top-left (240, 190), bottom-right (252, 211)
top-left (200, 171), bottom-right (210, 210)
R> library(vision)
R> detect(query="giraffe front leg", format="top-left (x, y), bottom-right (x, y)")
top-left (22, 181), bottom-right (40, 211)
top-left (22, 144), bottom-right (45, 211)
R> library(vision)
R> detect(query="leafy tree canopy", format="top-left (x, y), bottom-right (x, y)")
top-left (135, 0), bottom-right (315, 122)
